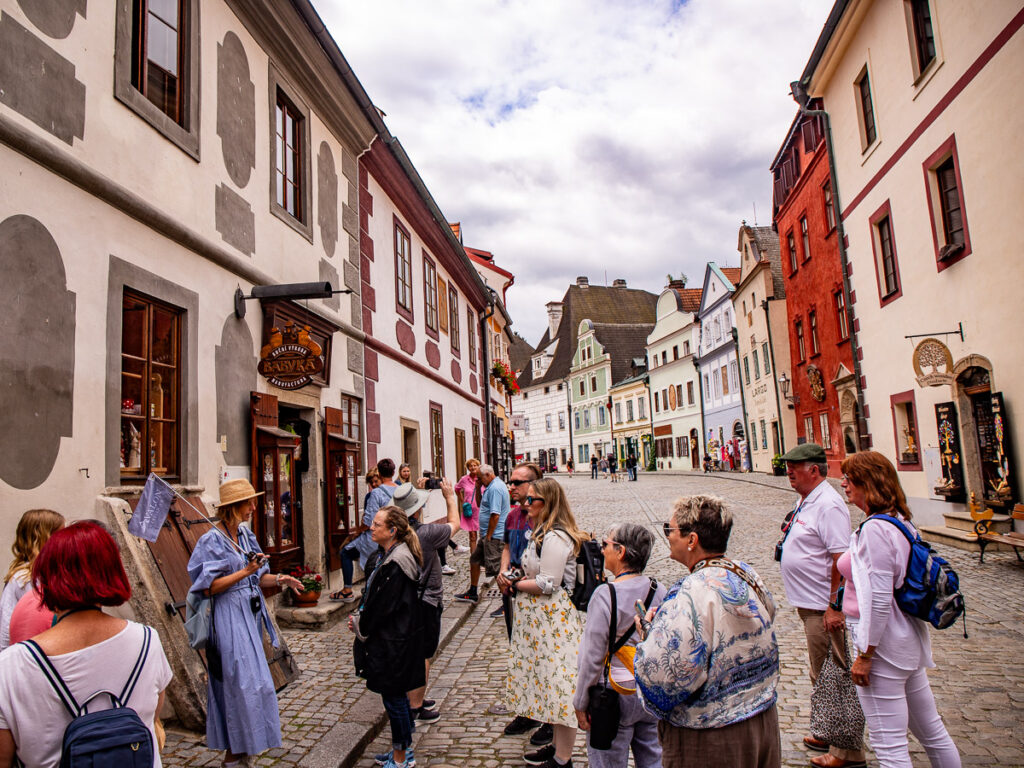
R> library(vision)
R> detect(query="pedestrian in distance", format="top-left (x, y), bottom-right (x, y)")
top-left (390, 478), bottom-right (462, 725)
top-left (591, 455), bottom-right (599, 479)
top-left (600, 456), bottom-right (609, 478)
top-left (188, 479), bottom-right (304, 768)
top-left (840, 452), bottom-right (961, 768)
top-left (776, 443), bottom-right (867, 768)
top-left (609, 455), bottom-right (619, 483)
top-left (0, 509), bottom-right (64, 651)
top-left (574, 522), bottom-right (666, 768)
top-left (349, 506), bottom-right (426, 768)
top-left (0, 520), bottom-right (173, 768)
top-left (634, 495), bottom-right (781, 768)
top-left (454, 465), bottom-right (509, 604)
top-left (504, 478), bottom-right (587, 768)
top-left (497, 463), bottom-right (549, 743)
top-left (566, 458), bottom-right (574, 478)
top-left (332, 459), bottom-right (398, 602)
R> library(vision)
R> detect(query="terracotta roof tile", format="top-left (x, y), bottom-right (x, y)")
top-left (674, 287), bottom-right (703, 313)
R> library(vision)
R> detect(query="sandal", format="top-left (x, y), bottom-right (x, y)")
top-left (329, 589), bottom-right (356, 603)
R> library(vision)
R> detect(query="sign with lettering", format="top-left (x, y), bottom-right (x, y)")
top-left (258, 321), bottom-right (324, 389)
top-left (933, 401), bottom-right (964, 502)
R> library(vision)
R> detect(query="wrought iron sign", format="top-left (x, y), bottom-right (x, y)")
top-left (258, 321), bottom-right (324, 389)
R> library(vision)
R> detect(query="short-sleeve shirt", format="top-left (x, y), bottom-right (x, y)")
top-left (480, 477), bottom-right (511, 540)
top-left (352, 484), bottom-right (396, 565)
top-left (413, 521), bottom-right (452, 607)
top-left (779, 480), bottom-right (853, 610)
top-left (0, 621), bottom-right (173, 768)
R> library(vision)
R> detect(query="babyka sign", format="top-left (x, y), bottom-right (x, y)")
top-left (258, 321), bottom-right (324, 389)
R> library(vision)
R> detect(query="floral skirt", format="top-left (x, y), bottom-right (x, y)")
top-left (506, 588), bottom-right (584, 727)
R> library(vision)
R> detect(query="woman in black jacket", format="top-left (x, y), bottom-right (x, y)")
top-left (348, 505), bottom-right (424, 768)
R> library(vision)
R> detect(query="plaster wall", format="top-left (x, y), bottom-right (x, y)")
top-left (813, 0), bottom-right (1024, 520)
top-left (513, 385), bottom-right (571, 469)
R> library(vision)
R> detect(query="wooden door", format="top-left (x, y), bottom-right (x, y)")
top-left (132, 493), bottom-right (298, 690)
top-left (454, 428), bottom-right (466, 478)
top-left (324, 406), bottom-right (360, 570)
top-left (250, 392), bottom-right (302, 573)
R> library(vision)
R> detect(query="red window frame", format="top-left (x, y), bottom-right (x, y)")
top-left (923, 135), bottom-right (972, 272)
top-left (868, 200), bottom-right (903, 307)
top-left (890, 390), bottom-right (923, 471)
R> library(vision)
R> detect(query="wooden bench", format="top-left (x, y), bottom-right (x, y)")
top-left (976, 503), bottom-right (1024, 563)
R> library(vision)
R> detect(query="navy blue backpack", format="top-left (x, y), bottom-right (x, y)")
top-left (863, 515), bottom-right (967, 636)
top-left (22, 626), bottom-right (155, 768)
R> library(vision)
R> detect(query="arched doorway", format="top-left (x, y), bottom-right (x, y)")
top-left (954, 363), bottom-right (1016, 511)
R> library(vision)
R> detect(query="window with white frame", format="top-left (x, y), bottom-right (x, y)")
top-left (819, 411), bottom-right (832, 450)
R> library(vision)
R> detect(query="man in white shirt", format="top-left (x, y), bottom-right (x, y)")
top-left (778, 443), bottom-right (866, 768)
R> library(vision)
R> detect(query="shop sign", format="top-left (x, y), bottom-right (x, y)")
top-left (933, 401), bottom-right (964, 501)
top-left (913, 338), bottom-right (954, 387)
top-left (258, 321), bottom-right (324, 390)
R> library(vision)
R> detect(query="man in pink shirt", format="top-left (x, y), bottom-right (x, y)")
top-left (778, 443), bottom-right (865, 768)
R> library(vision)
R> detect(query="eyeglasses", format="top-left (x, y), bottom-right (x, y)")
top-left (601, 539), bottom-right (621, 550)
top-left (522, 495), bottom-right (543, 506)
top-left (663, 522), bottom-right (688, 538)
top-left (508, 479), bottom-right (529, 487)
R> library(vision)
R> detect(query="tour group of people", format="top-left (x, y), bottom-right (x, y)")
top-left (0, 442), bottom-right (964, 768)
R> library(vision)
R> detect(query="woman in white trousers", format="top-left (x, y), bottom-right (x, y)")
top-left (839, 451), bottom-right (960, 768)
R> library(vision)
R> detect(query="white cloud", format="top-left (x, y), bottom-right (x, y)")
top-left (317, 0), bottom-right (833, 344)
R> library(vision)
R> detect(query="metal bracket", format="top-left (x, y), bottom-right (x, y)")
top-left (904, 322), bottom-right (964, 342)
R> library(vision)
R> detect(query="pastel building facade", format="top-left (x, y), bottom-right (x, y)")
top-left (610, 371), bottom-right (653, 468)
top-left (795, 0), bottom-right (1024, 527)
top-left (647, 281), bottom-right (704, 471)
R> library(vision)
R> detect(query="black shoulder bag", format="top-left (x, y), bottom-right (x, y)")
top-left (587, 579), bottom-right (658, 750)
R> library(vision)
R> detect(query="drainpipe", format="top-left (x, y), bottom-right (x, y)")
top-left (695, 357), bottom-right (707, 460)
top-left (642, 374), bottom-right (656, 471)
top-left (566, 377), bottom-right (574, 466)
top-left (762, 298), bottom-right (787, 454)
top-left (731, 327), bottom-right (752, 460)
top-left (789, 85), bottom-right (869, 449)
top-left (480, 295), bottom-right (495, 467)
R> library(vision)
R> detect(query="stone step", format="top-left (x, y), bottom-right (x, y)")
top-left (919, 525), bottom-right (1014, 553)
top-left (276, 589), bottom-right (361, 630)
top-left (941, 509), bottom-right (1011, 534)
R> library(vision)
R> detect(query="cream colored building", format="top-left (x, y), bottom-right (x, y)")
top-left (795, 0), bottom-right (1024, 528)
top-left (610, 371), bottom-right (653, 470)
top-left (732, 224), bottom-right (796, 472)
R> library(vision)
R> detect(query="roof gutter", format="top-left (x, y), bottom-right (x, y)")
top-left (797, 0), bottom-right (853, 93)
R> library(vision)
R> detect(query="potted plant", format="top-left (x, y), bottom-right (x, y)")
top-left (289, 564), bottom-right (323, 606)
top-left (771, 454), bottom-right (786, 476)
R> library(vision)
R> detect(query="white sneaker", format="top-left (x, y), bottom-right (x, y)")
top-left (441, 564), bottom-right (456, 575)
top-left (454, 545), bottom-right (470, 553)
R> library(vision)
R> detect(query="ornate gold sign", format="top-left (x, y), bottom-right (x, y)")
top-left (258, 321), bottom-right (324, 389)
top-left (806, 365), bottom-right (826, 402)
top-left (913, 338), bottom-right (954, 387)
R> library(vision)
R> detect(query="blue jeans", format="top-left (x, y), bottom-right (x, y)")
top-left (586, 694), bottom-right (661, 768)
top-left (382, 693), bottom-right (415, 751)
top-left (340, 545), bottom-right (359, 587)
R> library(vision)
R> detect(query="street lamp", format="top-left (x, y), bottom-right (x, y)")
top-left (778, 372), bottom-right (799, 409)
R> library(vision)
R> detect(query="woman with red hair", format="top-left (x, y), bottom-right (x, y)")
top-left (0, 521), bottom-right (172, 768)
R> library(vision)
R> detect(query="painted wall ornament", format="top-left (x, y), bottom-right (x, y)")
top-left (913, 338), bottom-right (954, 387)
top-left (806, 365), bottom-right (826, 403)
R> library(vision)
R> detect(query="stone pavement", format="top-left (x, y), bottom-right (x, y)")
top-left (166, 472), bottom-right (1024, 767)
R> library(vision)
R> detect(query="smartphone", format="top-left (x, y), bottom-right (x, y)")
top-left (635, 599), bottom-right (651, 638)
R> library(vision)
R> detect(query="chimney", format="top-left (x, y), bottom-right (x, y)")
top-left (546, 301), bottom-right (563, 339)
top-left (576, 276), bottom-right (589, 287)
top-left (612, 278), bottom-right (627, 288)
top-left (667, 273), bottom-right (687, 290)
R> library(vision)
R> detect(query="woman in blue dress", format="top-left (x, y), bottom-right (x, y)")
top-left (188, 479), bottom-right (303, 768)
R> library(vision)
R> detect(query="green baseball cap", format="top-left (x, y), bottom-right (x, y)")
top-left (780, 443), bottom-right (827, 463)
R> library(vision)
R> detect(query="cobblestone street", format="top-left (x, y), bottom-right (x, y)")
top-left (167, 472), bottom-right (1024, 767)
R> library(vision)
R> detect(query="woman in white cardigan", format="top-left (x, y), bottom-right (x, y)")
top-left (839, 451), bottom-right (960, 768)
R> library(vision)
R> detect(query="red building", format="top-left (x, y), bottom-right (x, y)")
top-left (771, 106), bottom-right (860, 474)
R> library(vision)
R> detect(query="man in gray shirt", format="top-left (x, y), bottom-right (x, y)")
top-left (391, 478), bottom-right (461, 722)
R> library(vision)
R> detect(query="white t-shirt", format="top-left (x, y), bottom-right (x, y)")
top-left (779, 480), bottom-right (852, 610)
top-left (0, 621), bottom-right (172, 768)
top-left (0, 570), bottom-right (31, 651)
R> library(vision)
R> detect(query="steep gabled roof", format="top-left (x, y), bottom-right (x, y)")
top-left (674, 287), bottom-right (703, 313)
top-left (508, 332), bottom-right (534, 374)
top-left (720, 267), bottom-right (742, 288)
top-left (591, 323), bottom-right (657, 386)
top-left (517, 284), bottom-right (658, 389)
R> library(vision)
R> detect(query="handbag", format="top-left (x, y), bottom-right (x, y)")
top-left (810, 630), bottom-right (865, 752)
top-left (184, 591), bottom-right (212, 650)
top-left (461, 501), bottom-right (474, 519)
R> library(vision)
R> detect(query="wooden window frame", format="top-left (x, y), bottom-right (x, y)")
top-left (114, 0), bottom-right (200, 158)
top-left (823, 181), bottom-right (836, 233)
top-left (422, 253), bottom-right (439, 338)
top-left (923, 135), bottom-right (972, 271)
top-left (787, 230), bottom-right (798, 274)
top-left (394, 218), bottom-right (414, 321)
top-left (869, 200), bottom-right (903, 306)
top-left (471, 419), bottom-right (481, 460)
top-left (890, 390), bottom-right (923, 471)
top-left (819, 411), bottom-right (832, 450)
top-left (800, 216), bottom-right (812, 262)
top-left (743, 356), bottom-right (751, 386)
top-left (795, 319), bottom-right (806, 363)
top-left (467, 308), bottom-right (477, 370)
top-left (834, 290), bottom-right (850, 341)
top-left (809, 310), bottom-right (820, 356)
top-left (120, 290), bottom-right (183, 481)
top-left (429, 402), bottom-right (445, 477)
top-left (753, 349), bottom-right (761, 379)
top-left (686, 381), bottom-right (694, 406)
top-left (856, 67), bottom-right (878, 151)
top-left (908, 0), bottom-right (937, 78)
top-left (274, 91), bottom-right (304, 222)
top-left (804, 414), bottom-right (815, 443)
top-left (448, 285), bottom-right (460, 354)
top-left (762, 343), bottom-right (771, 375)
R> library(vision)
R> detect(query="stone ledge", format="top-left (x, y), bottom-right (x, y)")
top-left (277, 592), bottom-right (361, 631)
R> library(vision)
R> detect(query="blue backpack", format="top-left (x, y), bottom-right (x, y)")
top-left (22, 627), bottom-right (155, 768)
top-left (863, 515), bottom-right (967, 636)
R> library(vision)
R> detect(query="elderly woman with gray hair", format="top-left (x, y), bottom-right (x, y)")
top-left (573, 522), bottom-right (667, 768)
top-left (634, 495), bottom-right (781, 768)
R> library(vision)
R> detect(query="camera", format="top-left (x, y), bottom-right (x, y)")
top-left (422, 470), bottom-right (442, 490)
top-left (502, 567), bottom-right (525, 583)
top-left (774, 540), bottom-right (784, 562)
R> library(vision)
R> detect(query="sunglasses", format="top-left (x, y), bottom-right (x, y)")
top-left (663, 522), bottom-right (686, 538)
top-left (522, 495), bottom-right (543, 506)
top-left (601, 539), bottom-right (621, 550)
top-left (508, 479), bottom-right (530, 487)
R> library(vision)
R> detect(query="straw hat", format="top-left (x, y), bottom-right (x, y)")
top-left (215, 478), bottom-right (264, 508)
top-left (391, 482), bottom-right (429, 517)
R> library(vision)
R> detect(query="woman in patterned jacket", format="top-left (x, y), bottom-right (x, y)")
top-left (634, 495), bottom-right (781, 768)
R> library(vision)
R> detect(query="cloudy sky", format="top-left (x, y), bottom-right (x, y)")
top-left (319, 0), bottom-right (832, 346)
